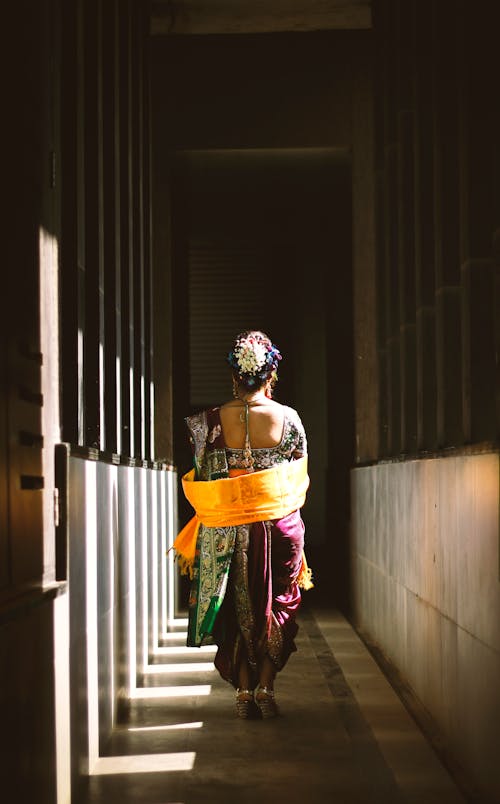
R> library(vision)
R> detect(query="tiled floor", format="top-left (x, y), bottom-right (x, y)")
top-left (79, 605), bottom-right (468, 804)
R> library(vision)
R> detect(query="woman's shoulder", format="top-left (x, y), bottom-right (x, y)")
top-left (281, 405), bottom-right (307, 449)
top-left (280, 404), bottom-right (304, 424)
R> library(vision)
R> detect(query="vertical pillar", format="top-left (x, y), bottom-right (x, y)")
top-left (373, 0), bottom-right (389, 457)
top-left (83, 0), bottom-right (104, 449)
top-left (76, 0), bottom-right (86, 447)
top-left (396, 0), bottom-right (417, 454)
top-left (433, 4), bottom-right (463, 447)
top-left (61, 0), bottom-right (83, 446)
top-left (131, 0), bottom-right (145, 461)
top-left (414, 0), bottom-right (437, 451)
top-left (384, 3), bottom-right (401, 455)
top-left (151, 41), bottom-right (175, 464)
top-left (102, 0), bottom-right (119, 455)
top-left (113, 0), bottom-right (123, 457)
top-left (119, 0), bottom-right (133, 457)
top-left (352, 39), bottom-right (377, 463)
top-left (142, 4), bottom-right (153, 461)
top-left (375, 166), bottom-right (388, 457)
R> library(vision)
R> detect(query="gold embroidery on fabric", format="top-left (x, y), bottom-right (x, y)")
top-left (230, 520), bottom-right (288, 673)
top-left (267, 612), bottom-right (285, 670)
top-left (232, 525), bottom-right (258, 670)
top-left (192, 523), bottom-right (236, 645)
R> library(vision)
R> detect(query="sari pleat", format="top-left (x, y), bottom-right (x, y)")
top-left (213, 510), bottom-right (305, 688)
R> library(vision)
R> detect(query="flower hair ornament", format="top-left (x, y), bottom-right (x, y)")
top-left (227, 332), bottom-right (282, 389)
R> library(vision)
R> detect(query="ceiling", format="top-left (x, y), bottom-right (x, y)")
top-left (151, 0), bottom-right (372, 35)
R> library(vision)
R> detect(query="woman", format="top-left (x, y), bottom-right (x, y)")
top-left (174, 330), bottom-right (312, 719)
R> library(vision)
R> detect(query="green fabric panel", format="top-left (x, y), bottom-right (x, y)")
top-left (200, 594), bottom-right (224, 638)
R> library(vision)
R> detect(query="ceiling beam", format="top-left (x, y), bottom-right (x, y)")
top-left (151, 1), bottom-right (372, 35)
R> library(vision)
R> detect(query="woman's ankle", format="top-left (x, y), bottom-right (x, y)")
top-left (237, 661), bottom-right (253, 692)
top-left (257, 658), bottom-right (276, 691)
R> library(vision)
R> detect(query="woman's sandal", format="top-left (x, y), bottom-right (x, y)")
top-left (254, 685), bottom-right (279, 719)
top-left (235, 688), bottom-right (254, 719)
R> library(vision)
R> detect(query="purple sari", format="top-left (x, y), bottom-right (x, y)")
top-left (213, 511), bottom-right (305, 687)
top-left (185, 406), bottom-right (307, 688)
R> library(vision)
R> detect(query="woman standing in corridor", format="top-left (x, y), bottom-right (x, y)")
top-left (174, 330), bottom-right (313, 719)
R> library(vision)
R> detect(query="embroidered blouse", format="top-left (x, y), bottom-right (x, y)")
top-left (186, 404), bottom-right (307, 480)
top-left (226, 405), bottom-right (307, 471)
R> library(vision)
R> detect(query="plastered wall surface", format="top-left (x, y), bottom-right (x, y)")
top-left (352, 452), bottom-right (500, 803)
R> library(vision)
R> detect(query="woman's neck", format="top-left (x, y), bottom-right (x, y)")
top-left (236, 390), bottom-right (268, 404)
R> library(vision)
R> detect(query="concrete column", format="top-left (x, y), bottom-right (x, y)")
top-left (83, 0), bottom-right (105, 450)
top-left (375, 168), bottom-right (389, 456)
top-left (396, 1), bottom-right (417, 454)
top-left (432, 4), bottom-right (463, 447)
top-left (352, 45), bottom-right (378, 463)
top-left (381, 2), bottom-right (401, 456)
top-left (373, 0), bottom-right (388, 457)
top-left (61, 0), bottom-right (84, 446)
top-left (118, 0), bottom-right (133, 457)
top-left (131, 0), bottom-right (145, 460)
top-left (151, 102), bottom-right (174, 464)
top-left (142, 6), bottom-right (154, 462)
top-left (385, 146), bottom-right (401, 454)
top-left (102, 0), bottom-right (119, 455)
top-left (414, 0), bottom-right (437, 451)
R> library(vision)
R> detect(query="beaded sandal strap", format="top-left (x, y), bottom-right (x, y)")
top-left (255, 685), bottom-right (275, 698)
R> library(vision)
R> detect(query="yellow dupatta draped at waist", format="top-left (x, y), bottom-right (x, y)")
top-left (173, 456), bottom-right (313, 589)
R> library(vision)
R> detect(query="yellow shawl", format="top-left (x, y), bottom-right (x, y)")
top-left (173, 456), bottom-right (313, 589)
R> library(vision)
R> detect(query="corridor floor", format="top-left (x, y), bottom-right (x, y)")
top-left (80, 606), bottom-right (468, 804)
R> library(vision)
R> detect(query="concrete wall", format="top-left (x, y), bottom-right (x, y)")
top-left (351, 451), bottom-right (500, 803)
top-left (67, 453), bottom-right (178, 790)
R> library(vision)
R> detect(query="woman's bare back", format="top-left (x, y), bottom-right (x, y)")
top-left (219, 399), bottom-right (285, 450)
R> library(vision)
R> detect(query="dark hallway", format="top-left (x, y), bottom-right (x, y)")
top-left (169, 147), bottom-right (355, 610)
top-left (1, 2), bottom-right (499, 804)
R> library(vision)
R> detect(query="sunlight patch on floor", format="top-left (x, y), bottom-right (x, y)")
top-left (162, 632), bottom-right (189, 642)
top-left (90, 753), bottom-right (196, 775)
top-left (154, 645), bottom-right (217, 656)
top-left (130, 685), bottom-right (211, 699)
top-left (143, 662), bottom-right (215, 674)
top-left (127, 722), bottom-right (203, 733)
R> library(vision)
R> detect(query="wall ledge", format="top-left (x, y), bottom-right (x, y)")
top-left (354, 440), bottom-right (499, 469)
top-left (64, 443), bottom-right (176, 472)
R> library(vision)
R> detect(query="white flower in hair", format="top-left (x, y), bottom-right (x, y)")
top-left (235, 338), bottom-right (267, 375)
